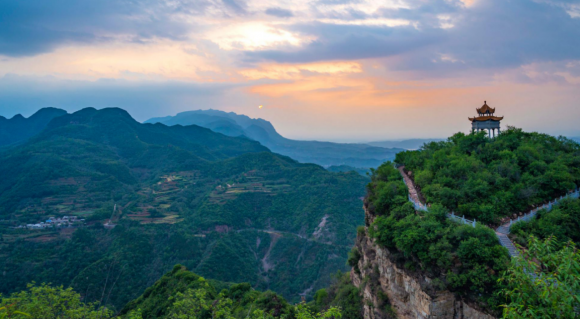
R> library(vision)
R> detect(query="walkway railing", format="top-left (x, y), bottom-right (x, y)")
top-left (406, 182), bottom-right (479, 227)
top-left (447, 212), bottom-right (477, 228)
top-left (406, 179), bottom-right (579, 232)
top-left (408, 194), bottom-right (428, 212)
top-left (500, 188), bottom-right (580, 234)
top-left (409, 192), bottom-right (478, 227)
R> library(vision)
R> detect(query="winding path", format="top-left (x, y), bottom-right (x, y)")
top-left (397, 166), bottom-right (579, 258)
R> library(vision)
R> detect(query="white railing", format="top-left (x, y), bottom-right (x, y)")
top-left (447, 212), bottom-right (477, 228)
top-left (401, 165), bottom-right (580, 232)
top-left (408, 194), bottom-right (428, 212)
top-left (408, 193), bottom-right (478, 227)
top-left (407, 187), bottom-right (580, 230)
top-left (504, 188), bottom-right (580, 233)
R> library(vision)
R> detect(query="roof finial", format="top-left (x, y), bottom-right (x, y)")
top-left (484, 100), bottom-right (486, 104)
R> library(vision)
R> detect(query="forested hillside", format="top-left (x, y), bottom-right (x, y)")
top-left (0, 264), bottom-right (358, 318)
top-left (0, 107), bottom-right (367, 311)
top-left (361, 128), bottom-right (580, 316)
top-left (395, 128), bottom-right (580, 224)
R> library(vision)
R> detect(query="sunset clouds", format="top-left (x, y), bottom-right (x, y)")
top-left (1, 0), bottom-right (579, 140)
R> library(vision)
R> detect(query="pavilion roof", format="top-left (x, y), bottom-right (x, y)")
top-left (469, 115), bottom-right (504, 122)
top-left (476, 101), bottom-right (495, 114)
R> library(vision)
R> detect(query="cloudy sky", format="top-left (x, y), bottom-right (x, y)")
top-left (1, 0), bottom-right (579, 141)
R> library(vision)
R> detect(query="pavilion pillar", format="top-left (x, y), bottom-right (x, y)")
top-left (488, 129), bottom-right (491, 138)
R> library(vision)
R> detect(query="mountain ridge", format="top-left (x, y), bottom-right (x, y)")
top-left (145, 109), bottom-right (403, 169)
top-left (0, 107), bottom-right (68, 147)
top-left (0, 107), bottom-right (367, 308)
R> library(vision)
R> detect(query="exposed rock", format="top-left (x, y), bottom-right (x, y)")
top-left (351, 205), bottom-right (496, 319)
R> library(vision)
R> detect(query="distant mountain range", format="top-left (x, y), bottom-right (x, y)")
top-left (146, 110), bottom-right (405, 169)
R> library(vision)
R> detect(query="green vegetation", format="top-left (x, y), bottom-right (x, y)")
top-left (0, 283), bottom-right (114, 318)
top-left (395, 128), bottom-right (580, 224)
top-left (326, 165), bottom-right (369, 177)
top-left (367, 161), bottom-right (509, 310)
top-left (0, 266), bottom-right (344, 319)
top-left (310, 272), bottom-right (363, 319)
top-left (510, 198), bottom-right (580, 247)
top-left (0, 107), bottom-right (367, 310)
top-left (499, 236), bottom-right (580, 318)
top-left (367, 130), bottom-right (580, 315)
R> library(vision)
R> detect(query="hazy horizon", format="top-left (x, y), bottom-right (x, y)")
top-left (1, 0), bottom-right (579, 141)
top-left (4, 105), bottom-right (580, 144)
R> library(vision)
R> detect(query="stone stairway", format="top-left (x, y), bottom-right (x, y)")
top-left (497, 233), bottom-right (519, 257)
top-left (496, 224), bottom-right (510, 235)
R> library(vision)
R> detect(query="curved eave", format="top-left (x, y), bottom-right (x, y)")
top-left (476, 108), bottom-right (496, 114)
top-left (469, 116), bottom-right (504, 122)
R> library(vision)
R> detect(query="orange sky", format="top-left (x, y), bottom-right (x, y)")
top-left (0, 0), bottom-right (579, 141)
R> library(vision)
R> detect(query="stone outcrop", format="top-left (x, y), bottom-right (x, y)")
top-left (351, 206), bottom-right (496, 319)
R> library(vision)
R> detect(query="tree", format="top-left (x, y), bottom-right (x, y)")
top-left (0, 283), bottom-right (115, 319)
top-left (499, 236), bottom-right (580, 318)
top-left (168, 289), bottom-right (234, 319)
top-left (293, 304), bottom-right (341, 319)
top-left (0, 305), bottom-right (30, 318)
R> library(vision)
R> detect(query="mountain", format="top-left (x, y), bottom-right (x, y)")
top-left (0, 107), bottom-right (67, 146)
top-left (355, 129), bottom-right (580, 317)
top-left (0, 107), bottom-right (367, 310)
top-left (145, 110), bottom-right (404, 169)
top-left (366, 138), bottom-right (445, 150)
top-left (0, 107), bottom-right (268, 215)
top-left (120, 265), bottom-right (296, 318)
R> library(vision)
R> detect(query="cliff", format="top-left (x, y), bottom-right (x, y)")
top-left (351, 204), bottom-right (496, 319)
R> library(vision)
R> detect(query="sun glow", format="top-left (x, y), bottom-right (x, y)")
top-left (204, 22), bottom-right (308, 51)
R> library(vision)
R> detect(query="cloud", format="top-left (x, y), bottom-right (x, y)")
top-left (0, 0), bottom-right (209, 57)
top-left (244, 23), bottom-right (443, 63)
top-left (244, 0), bottom-right (580, 72)
top-left (222, 0), bottom-right (248, 15)
top-left (265, 7), bottom-right (294, 18)
top-left (0, 74), bottom-right (247, 121)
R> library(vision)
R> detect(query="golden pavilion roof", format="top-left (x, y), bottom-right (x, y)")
top-left (476, 101), bottom-right (495, 114)
top-left (469, 101), bottom-right (503, 122)
top-left (469, 115), bottom-right (504, 122)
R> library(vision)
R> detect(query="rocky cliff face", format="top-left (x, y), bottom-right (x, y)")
top-left (351, 205), bottom-right (496, 319)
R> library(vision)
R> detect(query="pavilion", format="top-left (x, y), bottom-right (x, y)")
top-left (469, 101), bottom-right (503, 138)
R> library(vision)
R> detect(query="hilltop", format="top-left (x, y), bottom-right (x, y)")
top-left (351, 128), bottom-right (580, 318)
top-left (0, 107), bottom-right (67, 147)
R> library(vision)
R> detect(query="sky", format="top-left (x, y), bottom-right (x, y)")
top-left (0, 0), bottom-right (579, 142)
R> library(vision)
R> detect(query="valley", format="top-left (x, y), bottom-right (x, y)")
top-left (0, 107), bottom-right (367, 311)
